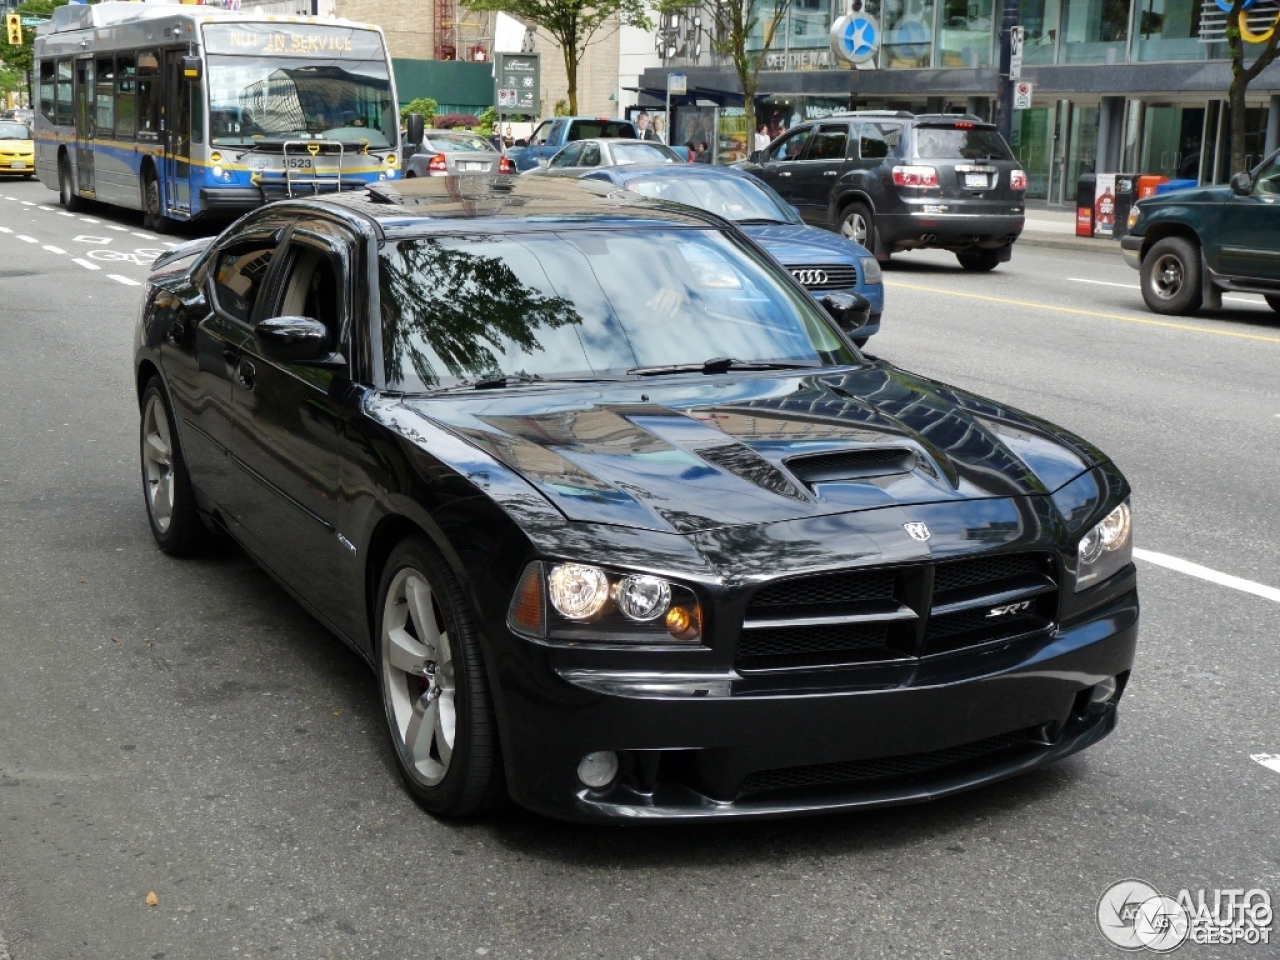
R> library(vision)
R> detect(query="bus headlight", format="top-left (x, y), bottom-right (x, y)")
top-left (212, 165), bottom-right (224, 178)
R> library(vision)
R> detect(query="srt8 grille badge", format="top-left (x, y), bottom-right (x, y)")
top-left (986, 600), bottom-right (1032, 618)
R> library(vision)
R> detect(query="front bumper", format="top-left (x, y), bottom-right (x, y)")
top-left (0, 159), bottom-right (33, 173)
top-left (878, 211), bottom-right (1024, 251)
top-left (499, 585), bottom-right (1137, 822)
top-left (1121, 235), bottom-right (1143, 270)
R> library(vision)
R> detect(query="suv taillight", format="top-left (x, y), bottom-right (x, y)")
top-left (499, 155), bottom-right (515, 174)
top-left (892, 165), bottom-right (939, 188)
top-left (1010, 169), bottom-right (1028, 191)
top-left (428, 153), bottom-right (448, 173)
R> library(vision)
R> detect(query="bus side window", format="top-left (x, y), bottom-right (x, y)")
top-left (39, 61), bottom-right (54, 123)
top-left (55, 60), bottom-right (72, 126)
top-left (95, 56), bottom-right (115, 137)
top-left (115, 55), bottom-right (136, 139)
top-left (136, 51), bottom-right (159, 139)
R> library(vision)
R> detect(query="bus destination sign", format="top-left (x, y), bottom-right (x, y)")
top-left (203, 23), bottom-right (385, 59)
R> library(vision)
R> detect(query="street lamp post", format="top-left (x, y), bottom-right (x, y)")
top-left (995, 0), bottom-right (1020, 142)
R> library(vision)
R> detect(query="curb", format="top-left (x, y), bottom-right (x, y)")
top-left (1018, 232), bottom-right (1125, 255)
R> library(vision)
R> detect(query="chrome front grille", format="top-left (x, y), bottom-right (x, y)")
top-left (737, 552), bottom-right (1057, 671)
top-left (789, 263), bottom-right (858, 291)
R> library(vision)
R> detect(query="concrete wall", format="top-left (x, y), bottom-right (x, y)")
top-left (533, 19), bottom-right (621, 117)
top-left (334, 0), bottom-right (434, 60)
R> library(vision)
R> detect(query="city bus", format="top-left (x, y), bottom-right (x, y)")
top-left (33, 1), bottom-right (401, 230)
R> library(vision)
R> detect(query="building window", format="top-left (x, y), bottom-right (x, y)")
top-left (1018, 0), bottom-right (1060, 63)
top-left (883, 0), bottom-right (936, 68)
top-left (788, 0), bottom-right (834, 48)
top-left (1060, 0), bottom-right (1131, 64)
top-left (1133, 0), bottom-right (1203, 61)
top-left (937, 0), bottom-right (994, 67)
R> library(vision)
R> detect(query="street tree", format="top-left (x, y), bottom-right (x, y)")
top-left (1225, 0), bottom-right (1280, 174)
top-left (460, 0), bottom-right (650, 115)
top-left (655, 0), bottom-right (794, 152)
top-left (3, 0), bottom-right (65, 101)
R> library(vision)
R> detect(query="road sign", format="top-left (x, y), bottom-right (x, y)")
top-left (667, 73), bottom-right (686, 95)
top-left (1013, 80), bottom-right (1033, 110)
top-left (1009, 25), bottom-right (1024, 79)
top-left (494, 52), bottom-right (539, 117)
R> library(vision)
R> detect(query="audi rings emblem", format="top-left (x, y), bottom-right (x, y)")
top-left (791, 268), bottom-right (830, 286)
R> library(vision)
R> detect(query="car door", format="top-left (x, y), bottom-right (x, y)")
top-left (753, 126), bottom-right (815, 204)
top-left (229, 221), bottom-right (355, 620)
top-left (1215, 153), bottom-right (1280, 282)
top-left (161, 227), bottom-right (283, 518)
top-left (851, 121), bottom-right (904, 213)
top-left (792, 123), bottom-right (852, 223)
top-left (546, 140), bottom-right (583, 175)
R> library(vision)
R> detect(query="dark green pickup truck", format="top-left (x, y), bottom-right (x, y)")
top-left (1122, 149), bottom-right (1280, 316)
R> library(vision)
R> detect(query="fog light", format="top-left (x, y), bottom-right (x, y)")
top-left (577, 751), bottom-right (618, 788)
top-left (1090, 675), bottom-right (1118, 705)
top-left (212, 165), bottom-right (224, 178)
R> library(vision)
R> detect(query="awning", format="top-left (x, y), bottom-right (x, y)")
top-left (625, 86), bottom-right (766, 109)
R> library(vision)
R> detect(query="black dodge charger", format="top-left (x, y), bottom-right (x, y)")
top-left (134, 176), bottom-right (1137, 822)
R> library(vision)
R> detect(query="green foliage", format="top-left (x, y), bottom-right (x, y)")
top-left (476, 105), bottom-right (498, 136)
top-left (552, 99), bottom-right (569, 117)
top-left (4, 0), bottom-right (65, 79)
top-left (399, 97), bottom-right (438, 126)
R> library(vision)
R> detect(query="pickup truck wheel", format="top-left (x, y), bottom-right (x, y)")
top-left (1265, 295), bottom-right (1280, 314)
top-left (1141, 237), bottom-right (1201, 315)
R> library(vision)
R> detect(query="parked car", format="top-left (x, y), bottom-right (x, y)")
top-left (740, 111), bottom-right (1026, 270)
top-left (403, 130), bottom-right (513, 178)
top-left (532, 138), bottom-right (683, 176)
top-left (504, 116), bottom-right (639, 172)
top-left (135, 174), bottom-right (1136, 823)
top-left (0, 120), bottom-right (35, 179)
top-left (582, 163), bottom-right (885, 343)
top-left (1121, 148), bottom-right (1280, 316)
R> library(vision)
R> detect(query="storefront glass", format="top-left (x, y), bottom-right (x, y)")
top-left (883, 0), bottom-right (936, 67)
top-left (1009, 106), bottom-right (1056, 198)
top-left (788, 0), bottom-right (835, 49)
top-left (1060, 0), bottom-right (1131, 63)
top-left (1019, 0), bottom-right (1061, 63)
top-left (1133, 0), bottom-right (1203, 61)
top-left (1139, 105), bottom-right (1204, 179)
top-left (936, 0), bottom-right (995, 67)
top-left (1066, 104), bottom-right (1099, 191)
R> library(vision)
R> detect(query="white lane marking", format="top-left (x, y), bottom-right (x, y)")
top-left (163, 242), bottom-right (180, 248)
top-left (107, 274), bottom-right (142, 286)
top-left (78, 216), bottom-right (99, 223)
top-left (131, 231), bottom-right (157, 240)
top-left (1069, 276), bottom-right (1262, 305)
top-left (19, 200), bottom-right (34, 206)
top-left (73, 234), bottom-right (110, 244)
top-left (1134, 548), bottom-right (1280, 604)
top-left (0, 226), bottom-right (11, 233)
top-left (72, 258), bottom-right (100, 271)
top-left (15, 234), bottom-right (37, 243)
top-left (4, 196), bottom-right (21, 201)
top-left (1252, 754), bottom-right (1280, 775)
top-left (37, 205), bottom-right (55, 212)
top-left (42, 245), bottom-right (66, 254)
top-left (57, 211), bottom-right (74, 217)
top-left (106, 225), bottom-right (127, 232)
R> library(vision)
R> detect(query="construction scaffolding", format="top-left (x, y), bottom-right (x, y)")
top-left (435, 0), bottom-right (494, 62)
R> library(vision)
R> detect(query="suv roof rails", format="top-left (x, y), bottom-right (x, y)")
top-left (827, 110), bottom-right (916, 119)
top-left (913, 113), bottom-right (991, 124)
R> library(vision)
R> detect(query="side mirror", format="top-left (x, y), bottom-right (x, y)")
top-left (1230, 171), bottom-right (1253, 196)
top-left (256, 316), bottom-right (334, 365)
top-left (513, 138), bottom-right (528, 148)
top-left (748, 150), bottom-right (763, 163)
top-left (405, 113), bottom-right (425, 149)
top-left (820, 291), bottom-right (872, 337)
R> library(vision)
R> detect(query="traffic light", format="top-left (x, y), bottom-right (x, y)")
top-left (5, 13), bottom-right (21, 46)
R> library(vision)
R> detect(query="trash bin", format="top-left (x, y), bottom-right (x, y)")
top-left (1155, 178), bottom-right (1198, 195)
top-left (1137, 174), bottom-right (1168, 199)
top-left (1076, 173), bottom-right (1096, 237)
top-left (1112, 174), bottom-right (1136, 240)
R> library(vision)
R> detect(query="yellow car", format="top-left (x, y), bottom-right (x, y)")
top-left (0, 121), bottom-right (35, 178)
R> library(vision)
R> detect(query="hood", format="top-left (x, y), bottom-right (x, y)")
top-left (1141, 185), bottom-right (1230, 207)
top-left (740, 222), bottom-right (872, 263)
top-left (402, 364), bottom-right (1106, 535)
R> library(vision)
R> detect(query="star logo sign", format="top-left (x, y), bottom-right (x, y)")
top-left (844, 16), bottom-right (876, 58)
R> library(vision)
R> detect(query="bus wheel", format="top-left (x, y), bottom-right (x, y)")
top-left (142, 172), bottom-right (174, 234)
top-left (58, 155), bottom-right (84, 212)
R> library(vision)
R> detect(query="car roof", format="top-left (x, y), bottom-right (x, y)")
top-left (314, 174), bottom-right (721, 237)
top-left (590, 163), bottom-right (756, 183)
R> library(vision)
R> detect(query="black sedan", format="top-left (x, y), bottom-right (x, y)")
top-left (135, 176), bottom-right (1137, 822)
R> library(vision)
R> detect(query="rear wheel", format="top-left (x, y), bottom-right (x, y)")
top-left (1265, 294), bottom-right (1280, 314)
top-left (140, 378), bottom-right (207, 556)
top-left (58, 154), bottom-right (84, 212)
top-left (956, 248), bottom-right (1002, 272)
top-left (1140, 237), bottom-right (1201, 315)
top-left (142, 171), bottom-right (174, 234)
top-left (838, 201), bottom-right (874, 251)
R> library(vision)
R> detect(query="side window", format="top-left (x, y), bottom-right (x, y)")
top-left (55, 60), bottom-right (72, 126)
top-left (768, 127), bottom-right (812, 162)
top-left (212, 241), bottom-right (278, 325)
top-left (135, 51), bottom-right (160, 139)
top-left (549, 119), bottom-right (566, 143)
top-left (859, 124), bottom-right (891, 160)
top-left (95, 57), bottom-right (115, 136)
top-left (808, 124), bottom-right (849, 161)
top-left (38, 61), bottom-right (54, 123)
top-left (550, 142), bottom-right (583, 168)
top-left (115, 54), bottom-right (136, 138)
top-left (579, 142), bottom-right (601, 167)
top-left (528, 121), bottom-right (551, 146)
top-left (273, 244), bottom-right (342, 348)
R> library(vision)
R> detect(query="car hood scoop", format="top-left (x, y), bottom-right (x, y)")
top-left (404, 363), bottom-right (1103, 533)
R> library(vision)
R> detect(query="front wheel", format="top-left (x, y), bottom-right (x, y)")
top-left (956, 248), bottom-right (1002, 272)
top-left (58, 155), bottom-right (84, 212)
top-left (377, 537), bottom-right (506, 817)
top-left (140, 378), bottom-right (207, 556)
top-left (1140, 236), bottom-right (1201, 315)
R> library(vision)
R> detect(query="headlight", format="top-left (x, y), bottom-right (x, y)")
top-left (860, 256), bottom-right (882, 284)
top-left (1128, 208), bottom-right (1141, 230)
top-left (508, 561), bottom-right (702, 644)
top-left (1075, 499), bottom-right (1132, 591)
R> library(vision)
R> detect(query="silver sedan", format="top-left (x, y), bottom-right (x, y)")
top-left (403, 131), bottom-right (511, 177)
top-left (531, 138), bottom-right (684, 176)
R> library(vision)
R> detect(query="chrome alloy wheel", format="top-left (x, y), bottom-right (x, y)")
top-left (1151, 253), bottom-right (1184, 301)
top-left (141, 394), bottom-right (175, 534)
top-left (840, 211), bottom-right (869, 246)
top-left (381, 568), bottom-right (456, 787)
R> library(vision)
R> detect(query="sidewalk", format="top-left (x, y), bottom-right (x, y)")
top-left (1019, 203), bottom-right (1123, 254)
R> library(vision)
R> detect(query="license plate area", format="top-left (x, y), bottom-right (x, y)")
top-left (460, 161), bottom-right (487, 171)
top-left (964, 172), bottom-right (989, 189)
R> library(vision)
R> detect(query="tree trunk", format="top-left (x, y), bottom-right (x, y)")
top-left (563, 44), bottom-right (578, 115)
top-left (1229, 70), bottom-right (1248, 177)
top-left (742, 75), bottom-right (755, 158)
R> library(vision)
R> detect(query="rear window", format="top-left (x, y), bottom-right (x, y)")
top-left (567, 120), bottom-right (636, 140)
top-left (425, 134), bottom-right (494, 153)
top-left (914, 126), bottom-right (1013, 161)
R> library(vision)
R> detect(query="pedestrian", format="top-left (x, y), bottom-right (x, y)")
top-left (694, 141), bottom-right (712, 163)
top-left (754, 123), bottom-right (770, 153)
top-left (685, 140), bottom-right (699, 162)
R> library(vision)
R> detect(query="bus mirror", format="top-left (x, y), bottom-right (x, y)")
top-left (181, 56), bottom-right (202, 80)
top-left (406, 113), bottom-right (425, 148)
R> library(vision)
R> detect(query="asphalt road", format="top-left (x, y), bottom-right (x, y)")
top-left (1, 176), bottom-right (1277, 960)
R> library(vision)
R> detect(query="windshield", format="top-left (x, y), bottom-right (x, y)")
top-left (425, 133), bottom-right (494, 153)
top-left (0, 122), bottom-right (30, 140)
top-left (625, 175), bottom-right (797, 224)
top-left (914, 126), bottom-right (1013, 161)
top-left (203, 25), bottom-right (393, 148)
top-left (610, 142), bottom-right (679, 165)
top-left (378, 228), bottom-right (854, 391)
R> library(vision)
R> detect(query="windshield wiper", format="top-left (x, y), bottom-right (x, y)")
top-left (423, 373), bottom-right (623, 395)
top-left (735, 217), bottom-right (789, 225)
top-left (627, 357), bottom-right (821, 377)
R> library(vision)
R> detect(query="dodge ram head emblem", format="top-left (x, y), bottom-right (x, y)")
top-left (903, 522), bottom-right (931, 541)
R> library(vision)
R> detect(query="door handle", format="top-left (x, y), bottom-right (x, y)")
top-left (824, 170), bottom-right (839, 176)
top-left (779, 171), bottom-right (791, 177)
top-left (236, 359), bottom-right (256, 390)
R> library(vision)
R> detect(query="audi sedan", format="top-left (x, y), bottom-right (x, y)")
top-left (135, 175), bottom-right (1137, 823)
top-left (532, 138), bottom-right (684, 177)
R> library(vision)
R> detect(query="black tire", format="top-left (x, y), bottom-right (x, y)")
top-left (139, 378), bottom-right (207, 556)
top-left (1265, 294), bottom-right (1280, 314)
top-left (838, 201), bottom-right (875, 253)
top-left (375, 536), bottom-right (506, 818)
top-left (403, 170), bottom-right (417, 179)
top-left (956, 248), bottom-right (1002, 272)
top-left (142, 171), bottom-right (174, 234)
top-left (58, 154), bottom-right (84, 212)
top-left (1140, 236), bottom-right (1201, 315)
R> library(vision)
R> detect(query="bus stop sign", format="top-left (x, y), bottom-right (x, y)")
top-left (495, 52), bottom-right (539, 117)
